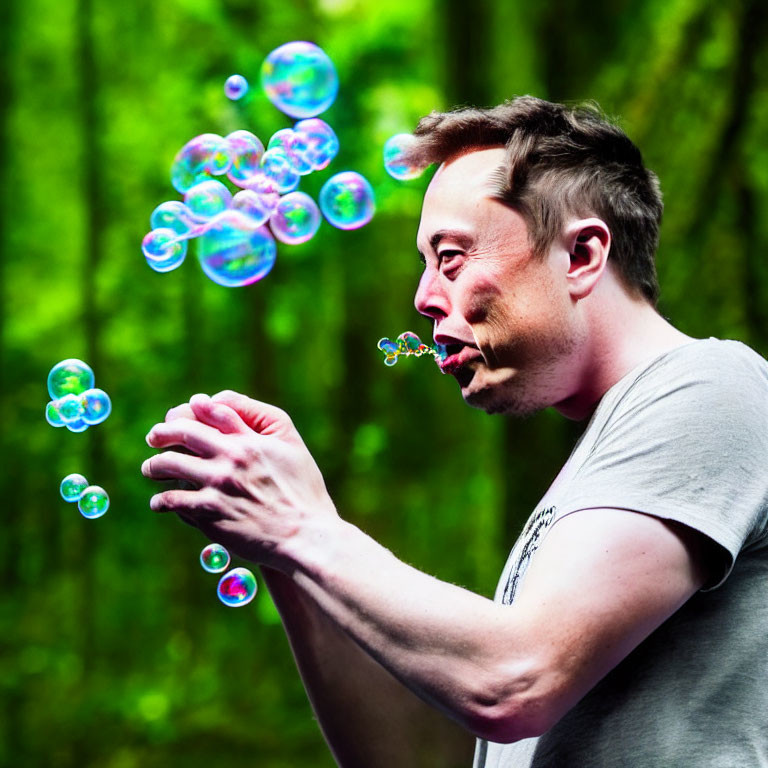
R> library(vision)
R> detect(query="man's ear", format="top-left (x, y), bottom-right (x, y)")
top-left (564, 218), bottom-right (611, 300)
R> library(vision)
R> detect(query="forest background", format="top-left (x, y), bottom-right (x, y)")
top-left (1, 0), bottom-right (767, 765)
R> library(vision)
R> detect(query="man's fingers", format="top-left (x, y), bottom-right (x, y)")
top-left (166, 403), bottom-right (196, 422)
top-left (141, 451), bottom-right (217, 487)
top-left (145, 417), bottom-right (229, 456)
top-left (149, 486), bottom-right (221, 514)
top-left (211, 390), bottom-right (295, 438)
top-left (189, 393), bottom-right (250, 435)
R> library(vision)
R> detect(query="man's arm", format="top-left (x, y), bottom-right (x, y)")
top-left (142, 391), bottom-right (716, 744)
top-left (155, 399), bottom-right (474, 767)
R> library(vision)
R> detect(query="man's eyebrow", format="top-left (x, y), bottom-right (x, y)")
top-left (429, 229), bottom-right (474, 251)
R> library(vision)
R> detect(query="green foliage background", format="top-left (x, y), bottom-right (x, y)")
top-left (1, 0), bottom-right (766, 765)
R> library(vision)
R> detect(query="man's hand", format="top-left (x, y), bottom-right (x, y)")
top-left (141, 391), bottom-right (338, 568)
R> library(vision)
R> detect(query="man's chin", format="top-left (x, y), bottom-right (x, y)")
top-left (461, 378), bottom-right (541, 417)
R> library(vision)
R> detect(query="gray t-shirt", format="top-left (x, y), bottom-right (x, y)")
top-left (475, 338), bottom-right (768, 768)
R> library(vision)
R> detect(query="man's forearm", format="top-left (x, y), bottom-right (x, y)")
top-left (261, 566), bottom-right (474, 768)
top-left (278, 518), bottom-right (541, 742)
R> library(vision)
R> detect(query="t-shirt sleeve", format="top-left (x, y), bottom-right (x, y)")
top-left (560, 341), bottom-right (768, 589)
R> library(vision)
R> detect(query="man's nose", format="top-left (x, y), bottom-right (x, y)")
top-left (414, 268), bottom-right (449, 320)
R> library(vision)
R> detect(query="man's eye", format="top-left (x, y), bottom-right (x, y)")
top-left (438, 250), bottom-right (462, 267)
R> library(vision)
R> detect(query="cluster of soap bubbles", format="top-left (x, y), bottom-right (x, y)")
top-left (377, 332), bottom-right (447, 367)
top-left (143, 41), bottom-right (376, 288)
top-left (60, 473), bottom-right (110, 519)
top-left (200, 543), bottom-right (258, 607)
top-left (45, 359), bottom-right (112, 432)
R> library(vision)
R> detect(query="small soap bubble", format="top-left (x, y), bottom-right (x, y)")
top-left (241, 171), bottom-right (280, 211)
top-left (46, 400), bottom-right (65, 427)
top-left (150, 201), bottom-right (195, 234)
top-left (217, 567), bottom-right (258, 607)
top-left (57, 393), bottom-right (85, 424)
top-left (66, 418), bottom-right (90, 433)
top-left (261, 41), bottom-right (338, 119)
top-left (294, 118), bottom-right (339, 171)
top-left (48, 359), bottom-right (94, 400)
top-left (260, 148), bottom-right (300, 194)
top-left (184, 180), bottom-right (233, 220)
top-left (383, 133), bottom-right (424, 181)
top-left (224, 74), bottom-right (249, 100)
top-left (319, 171), bottom-right (375, 230)
top-left (81, 388), bottom-right (112, 425)
top-left (142, 228), bottom-right (187, 272)
top-left (200, 543), bottom-right (231, 573)
top-left (197, 210), bottom-right (277, 287)
top-left (170, 133), bottom-right (232, 194)
top-left (78, 485), bottom-right (109, 519)
top-left (267, 129), bottom-right (313, 175)
top-left (270, 191), bottom-right (321, 245)
top-left (60, 473), bottom-right (89, 503)
top-left (225, 130), bottom-right (265, 188)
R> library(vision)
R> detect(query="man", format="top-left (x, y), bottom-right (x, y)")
top-left (142, 97), bottom-right (768, 766)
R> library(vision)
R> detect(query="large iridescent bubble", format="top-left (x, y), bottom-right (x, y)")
top-left (270, 191), bottom-right (322, 245)
top-left (184, 180), bottom-right (233, 220)
top-left (383, 133), bottom-right (424, 181)
top-left (294, 118), bottom-right (339, 171)
top-left (170, 133), bottom-right (231, 194)
top-left (217, 567), bottom-right (258, 607)
top-left (197, 210), bottom-right (277, 287)
top-left (225, 130), bottom-right (265, 188)
top-left (261, 41), bottom-right (338, 119)
top-left (319, 171), bottom-right (375, 230)
top-left (48, 359), bottom-right (94, 400)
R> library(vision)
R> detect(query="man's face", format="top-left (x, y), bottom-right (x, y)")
top-left (414, 148), bottom-right (583, 416)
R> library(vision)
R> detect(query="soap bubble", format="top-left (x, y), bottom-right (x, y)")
top-left (225, 130), bottom-right (265, 188)
top-left (377, 331), bottom-right (448, 368)
top-left (46, 400), bottom-right (65, 427)
top-left (197, 210), bottom-right (277, 287)
top-left (217, 567), bottom-right (258, 607)
top-left (66, 418), bottom-right (90, 433)
top-left (319, 171), bottom-right (375, 230)
top-left (261, 41), bottom-right (338, 119)
top-left (150, 201), bottom-right (195, 234)
top-left (81, 388), bottom-right (112, 425)
top-left (48, 359), bottom-right (94, 400)
top-left (383, 133), bottom-right (423, 181)
top-left (142, 228), bottom-right (187, 272)
top-left (200, 543), bottom-right (231, 573)
top-left (270, 191), bottom-right (321, 245)
top-left (294, 118), bottom-right (339, 171)
top-left (60, 474), bottom-right (89, 503)
top-left (232, 190), bottom-right (274, 227)
top-left (260, 148), bottom-right (300, 194)
top-left (78, 485), bottom-right (109, 519)
top-left (170, 133), bottom-right (232, 194)
top-left (184, 180), bottom-right (233, 220)
top-left (267, 129), bottom-right (313, 175)
top-left (241, 171), bottom-right (280, 210)
top-left (57, 393), bottom-right (85, 424)
top-left (224, 74), bottom-right (249, 100)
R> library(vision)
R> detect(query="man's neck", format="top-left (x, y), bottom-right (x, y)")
top-left (555, 289), bottom-right (694, 421)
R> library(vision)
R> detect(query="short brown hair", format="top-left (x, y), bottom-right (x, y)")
top-left (409, 96), bottom-right (663, 304)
